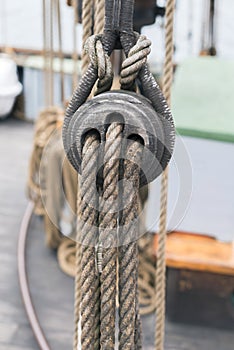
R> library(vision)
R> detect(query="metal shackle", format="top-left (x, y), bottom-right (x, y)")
top-left (63, 90), bottom-right (175, 186)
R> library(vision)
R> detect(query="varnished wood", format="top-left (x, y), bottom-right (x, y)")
top-left (154, 231), bottom-right (234, 275)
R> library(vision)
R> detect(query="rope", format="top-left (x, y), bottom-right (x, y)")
top-left (99, 122), bottom-right (122, 349)
top-left (81, 0), bottom-right (94, 74)
top-left (79, 133), bottom-right (100, 349)
top-left (57, 238), bottom-right (76, 276)
top-left (73, 0), bottom-right (95, 347)
top-left (120, 34), bottom-right (151, 90)
top-left (94, 0), bottom-right (105, 35)
top-left (72, 0), bottom-right (79, 90)
top-left (67, 0), bottom-right (175, 348)
top-left (49, 0), bottom-right (54, 106)
top-left (27, 107), bottom-right (64, 215)
top-left (118, 137), bottom-right (143, 349)
top-left (155, 1), bottom-right (175, 350)
top-left (84, 35), bottom-right (113, 94)
top-left (68, 9), bottom-right (154, 349)
top-left (43, 0), bottom-right (50, 107)
top-left (55, 0), bottom-right (65, 103)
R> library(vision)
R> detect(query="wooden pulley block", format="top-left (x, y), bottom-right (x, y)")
top-left (64, 90), bottom-right (174, 186)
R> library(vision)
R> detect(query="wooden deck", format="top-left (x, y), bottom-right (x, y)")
top-left (1, 116), bottom-right (234, 349)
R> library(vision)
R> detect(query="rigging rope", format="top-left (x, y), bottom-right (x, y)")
top-left (118, 137), bottom-right (143, 349)
top-left (79, 132), bottom-right (100, 349)
top-left (99, 122), bottom-right (122, 349)
top-left (72, 0), bottom-right (79, 89)
top-left (73, 0), bottom-right (106, 346)
top-left (155, 1), bottom-right (175, 349)
top-left (55, 0), bottom-right (65, 103)
top-left (82, 0), bottom-right (94, 74)
top-left (66, 0), bottom-right (175, 348)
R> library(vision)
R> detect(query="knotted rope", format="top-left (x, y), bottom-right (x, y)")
top-left (84, 35), bottom-right (113, 94)
top-left (120, 34), bottom-right (151, 90)
top-left (155, 1), bottom-right (175, 350)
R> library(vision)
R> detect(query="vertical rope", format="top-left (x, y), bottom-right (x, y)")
top-left (79, 133), bottom-right (100, 350)
top-left (99, 123), bottom-right (122, 349)
top-left (72, 0), bottom-right (79, 90)
top-left (55, 0), bottom-right (65, 103)
top-left (49, 0), bottom-right (54, 106)
top-left (42, 0), bottom-right (49, 107)
top-left (73, 0), bottom-right (94, 347)
top-left (118, 139), bottom-right (143, 350)
top-left (94, 0), bottom-right (105, 35)
top-left (81, 0), bottom-right (94, 74)
top-left (73, 182), bottom-right (82, 350)
top-left (155, 0), bottom-right (175, 349)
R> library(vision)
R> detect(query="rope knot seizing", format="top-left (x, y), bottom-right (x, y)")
top-left (120, 34), bottom-right (151, 90)
top-left (85, 35), bottom-right (113, 94)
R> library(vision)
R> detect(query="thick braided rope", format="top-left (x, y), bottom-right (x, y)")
top-left (73, 134), bottom-right (101, 350)
top-left (79, 133), bottom-right (100, 349)
top-left (99, 123), bottom-right (122, 349)
top-left (94, 0), bottom-right (105, 35)
top-left (155, 1), bottom-right (175, 349)
top-left (119, 139), bottom-right (143, 350)
top-left (73, 0), bottom-right (95, 347)
top-left (82, 0), bottom-right (94, 74)
top-left (85, 35), bottom-right (113, 94)
top-left (120, 35), bottom-right (151, 91)
top-left (73, 237), bottom-right (81, 349)
top-left (73, 178), bottom-right (83, 350)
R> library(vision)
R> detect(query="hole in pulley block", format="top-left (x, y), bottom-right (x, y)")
top-left (81, 128), bottom-right (101, 148)
top-left (104, 112), bottom-right (125, 136)
top-left (128, 134), bottom-right (144, 145)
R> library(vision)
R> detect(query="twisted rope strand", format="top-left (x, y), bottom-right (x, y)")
top-left (82, 0), bottom-right (94, 74)
top-left (120, 35), bottom-right (151, 90)
top-left (73, 0), bottom-right (95, 347)
top-left (119, 139), bottom-right (143, 349)
top-left (94, 0), bottom-right (105, 35)
top-left (155, 1), bottom-right (175, 349)
top-left (74, 134), bottom-right (101, 350)
top-left (99, 123), bottom-right (123, 349)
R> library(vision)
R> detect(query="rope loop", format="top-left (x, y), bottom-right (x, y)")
top-left (120, 34), bottom-right (151, 90)
top-left (85, 34), bottom-right (114, 94)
